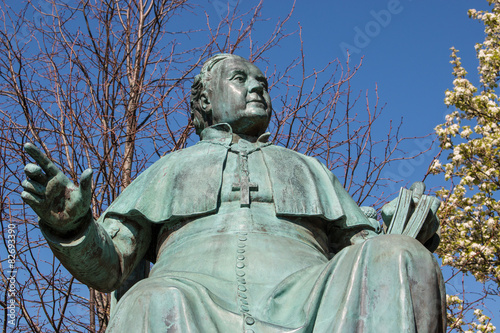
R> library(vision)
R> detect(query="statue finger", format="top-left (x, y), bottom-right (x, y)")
top-left (430, 197), bottom-right (441, 214)
top-left (79, 168), bottom-right (93, 200)
top-left (22, 179), bottom-right (46, 196)
top-left (24, 163), bottom-right (48, 184)
top-left (21, 190), bottom-right (45, 207)
top-left (24, 143), bottom-right (61, 177)
top-left (410, 181), bottom-right (425, 203)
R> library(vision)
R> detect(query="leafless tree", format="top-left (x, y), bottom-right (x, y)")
top-left (0, 1), bottom-right (426, 331)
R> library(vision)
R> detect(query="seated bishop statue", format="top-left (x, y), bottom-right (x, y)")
top-left (21, 53), bottom-right (446, 333)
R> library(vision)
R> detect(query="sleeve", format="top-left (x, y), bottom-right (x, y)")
top-left (40, 210), bottom-right (152, 292)
top-left (318, 163), bottom-right (382, 254)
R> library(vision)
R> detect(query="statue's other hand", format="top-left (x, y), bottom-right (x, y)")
top-left (381, 198), bottom-right (397, 227)
top-left (21, 143), bottom-right (93, 233)
top-left (380, 182), bottom-right (435, 227)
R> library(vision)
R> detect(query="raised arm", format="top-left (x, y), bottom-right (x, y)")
top-left (21, 143), bottom-right (151, 292)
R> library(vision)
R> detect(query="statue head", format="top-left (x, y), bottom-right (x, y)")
top-left (191, 53), bottom-right (272, 137)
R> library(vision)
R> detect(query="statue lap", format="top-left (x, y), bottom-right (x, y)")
top-left (108, 229), bottom-right (445, 332)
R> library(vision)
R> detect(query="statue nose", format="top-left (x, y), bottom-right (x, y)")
top-left (248, 79), bottom-right (264, 94)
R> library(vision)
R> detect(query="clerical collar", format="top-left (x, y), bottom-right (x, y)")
top-left (200, 123), bottom-right (271, 144)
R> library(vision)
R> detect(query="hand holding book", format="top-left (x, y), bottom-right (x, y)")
top-left (381, 182), bottom-right (441, 252)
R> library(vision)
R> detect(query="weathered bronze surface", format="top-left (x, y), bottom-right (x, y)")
top-left (22, 54), bottom-right (446, 332)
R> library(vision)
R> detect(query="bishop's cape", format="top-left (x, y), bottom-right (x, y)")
top-left (102, 125), bottom-right (379, 232)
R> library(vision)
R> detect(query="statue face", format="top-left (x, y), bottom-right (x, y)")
top-left (206, 57), bottom-right (272, 136)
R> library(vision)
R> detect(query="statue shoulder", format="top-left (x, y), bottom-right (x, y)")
top-left (102, 142), bottom-right (228, 222)
top-left (262, 144), bottom-right (314, 160)
top-left (262, 144), bottom-right (335, 176)
top-left (141, 143), bottom-right (218, 177)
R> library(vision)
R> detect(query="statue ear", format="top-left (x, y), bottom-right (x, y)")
top-left (200, 92), bottom-right (211, 113)
top-left (199, 91), bottom-right (213, 127)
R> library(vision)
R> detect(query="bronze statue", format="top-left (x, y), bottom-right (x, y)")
top-left (22, 54), bottom-right (446, 332)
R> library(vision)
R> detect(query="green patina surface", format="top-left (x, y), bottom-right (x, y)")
top-left (22, 54), bottom-right (446, 332)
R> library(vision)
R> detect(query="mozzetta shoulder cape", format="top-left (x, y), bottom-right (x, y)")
top-left (102, 134), bottom-right (379, 232)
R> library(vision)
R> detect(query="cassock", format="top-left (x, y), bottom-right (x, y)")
top-left (42, 124), bottom-right (446, 333)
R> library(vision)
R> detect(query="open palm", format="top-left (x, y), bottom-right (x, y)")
top-left (21, 143), bottom-right (93, 233)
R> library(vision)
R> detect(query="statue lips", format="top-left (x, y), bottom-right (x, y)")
top-left (246, 99), bottom-right (267, 109)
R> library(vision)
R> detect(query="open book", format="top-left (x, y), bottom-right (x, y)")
top-left (383, 182), bottom-right (441, 252)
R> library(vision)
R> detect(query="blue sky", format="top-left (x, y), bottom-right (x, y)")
top-left (271, 0), bottom-right (488, 138)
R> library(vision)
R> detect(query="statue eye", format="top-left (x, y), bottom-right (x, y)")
top-left (234, 75), bottom-right (245, 83)
top-left (230, 72), bottom-right (246, 83)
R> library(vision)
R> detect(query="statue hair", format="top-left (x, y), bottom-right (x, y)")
top-left (190, 53), bottom-right (247, 136)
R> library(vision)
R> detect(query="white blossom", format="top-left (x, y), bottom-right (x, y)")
top-left (435, 1), bottom-right (500, 332)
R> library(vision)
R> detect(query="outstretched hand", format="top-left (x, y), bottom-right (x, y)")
top-left (21, 143), bottom-right (93, 233)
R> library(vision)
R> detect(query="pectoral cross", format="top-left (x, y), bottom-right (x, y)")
top-left (232, 150), bottom-right (258, 208)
